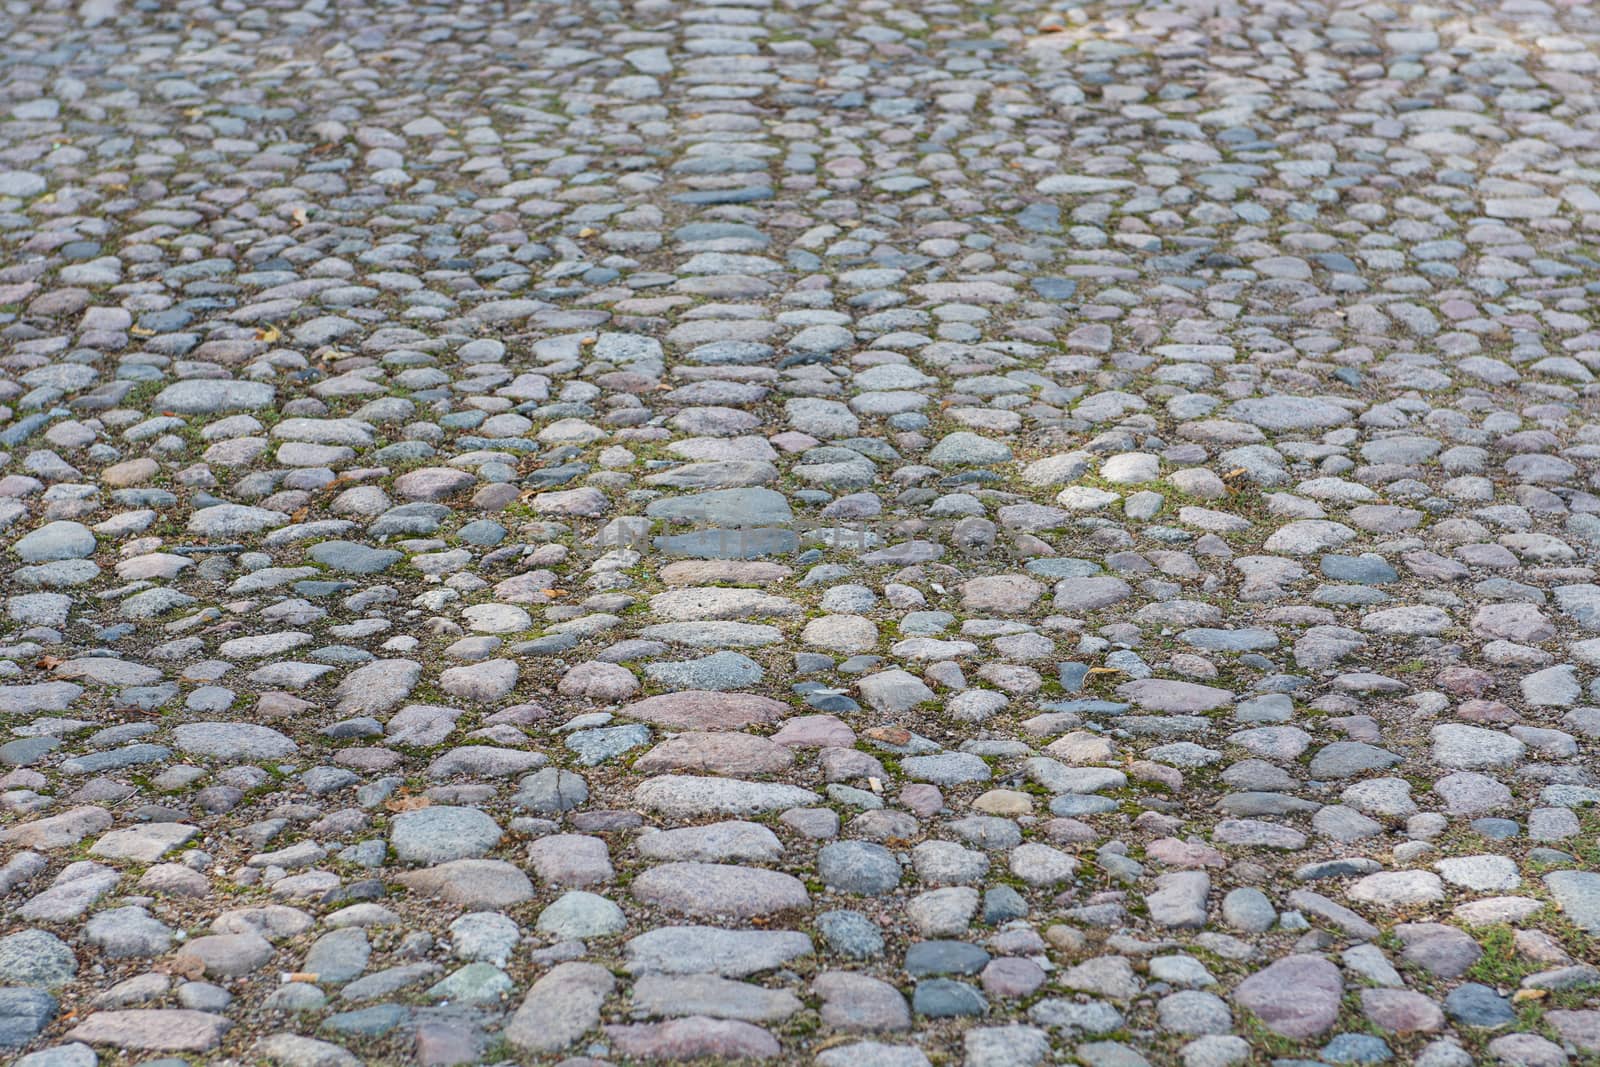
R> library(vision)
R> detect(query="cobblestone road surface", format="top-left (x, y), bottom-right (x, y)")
top-left (4, 0), bottom-right (1600, 1065)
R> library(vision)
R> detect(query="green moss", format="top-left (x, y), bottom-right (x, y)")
top-left (1466, 925), bottom-right (1540, 987)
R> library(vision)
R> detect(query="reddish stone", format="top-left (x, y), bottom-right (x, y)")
top-left (632, 733), bottom-right (794, 776)
top-left (604, 1017), bottom-right (780, 1060)
top-left (1549, 1010), bottom-right (1600, 1053)
top-left (1395, 922), bottom-right (1481, 978)
top-left (1043, 818), bottom-right (1098, 844)
top-left (620, 691), bottom-right (789, 730)
top-left (899, 784), bottom-right (943, 817)
top-left (770, 431), bottom-right (819, 453)
top-left (593, 371), bottom-right (657, 394)
top-left (1437, 666), bottom-right (1495, 696)
top-left (257, 692), bottom-right (315, 719)
top-left (1361, 988), bottom-right (1444, 1034)
top-left (527, 834), bottom-right (613, 887)
top-left (415, 1022), bottom-right (480, 1066)
top-left (394, 467), bottom-right (475, 501)
top-left (1146, 837), bottom-right (1226, 868)
top-left (811, 972), bottom-right (911, 1032)
top-left (569, 810), bottom-right (643, 833)
top-left (68, 1010), bottom-right (231, 1052)
top-left (1486, 1034), bottom-right (1567, 1067)
top-left (487, 703), bottom-right (554, 724)
top-left (1328, 715), bottom-right (1381, 742)
top-left (1457, 699), bottom-right (1519, 723)
top-left (981, 957), bottom-right (1047, 998)
top-left (1233, 955), bottom-right (1342, 1038)
top-left (770, 714), bottom-right (855, 748)
top-left (660, 561), bottom-right (792, 586)
top-left (630, 863), bottom-right (808, 919)
top-left (1132, 811), bottom-right (1184, 835)
top-left (472, 483), bottom-right (521, 511)
top-left (821, 748), bottom-right (883, 784)
top-left (334, 748), bottom-right (401, 771)
top-left (1128, 760), bottom-right (1183, 789)
top-left (29, 287), bottom-right (92, 316)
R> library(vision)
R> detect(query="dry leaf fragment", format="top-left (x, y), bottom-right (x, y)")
top-left (161, 954), bottom-right (206, 980)
top-left (283, 972), bottom-right (320, 983)
top-left (1513, 989), bottom-right (1546, 1003)
top-left (385, 795), bottom-right (431, 813)
top-left (256, 324), bottom-right (282, 343)
top-left (129, 325), bottom-right (156, 338)
top-left (814, 1035), bottom-right (861, 1052)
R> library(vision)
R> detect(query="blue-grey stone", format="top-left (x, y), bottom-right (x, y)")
top-left (654, 528), bottom-right (798, 560)
top-left (1322, 1033), bottom-right (1393, 1063)
top-left (983, 886), bottom-right (1028, 924)
top-left (1017, 203), bottom-right (1061, 233)
top-left (13, 522), bottom-right (95, 563)
top-left (817, 910), bottom-right (883, 959)
top-left (457, 520), bottom-right (506, 546)
top-left (1320, 555), bottom-right (1398, 584)
top-left (1442, 983), bottom-right (1513, 1027)
top-left (0, 988), bottom-right (57, 1050)
top-left (321, 1003), bottom-right (411, 1037)
top-left (1049, 795), bottom-right (1120, 816)
top-left (904, 941), bottom-right (989, 977)
top-left (645, 651), bottom-right (764, 691)
top-left (913, 979), bottom-right (987, 1018)
top-left (817, 841), bottom-right (901, 896)
top-left (368, 502), bottom-right (448, 536)
top-left (1178, 628), bottom-right (1277, 651)
top-left (0, 930), bottom-right (76, 989)
top-left (566, 724), bottom-right (651, 766)
top-left (309, 541), bottom-right (402, 574)
top-left (1471, 818), bottom-right (1519, 841)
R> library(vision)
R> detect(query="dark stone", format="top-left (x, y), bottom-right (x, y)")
top-left (912, 979), bottom-right (987, 1018)
top-left (1443, 983), bottom-right (1514, 1027)
top-left (904, 941), bottom-right (990, 977)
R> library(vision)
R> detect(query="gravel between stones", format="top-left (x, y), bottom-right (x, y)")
top-left (2, 0), bottom-right (1600, 1064)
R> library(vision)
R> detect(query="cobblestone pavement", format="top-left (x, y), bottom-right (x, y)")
top-left (3, 0), bottom-right (1600, 1064)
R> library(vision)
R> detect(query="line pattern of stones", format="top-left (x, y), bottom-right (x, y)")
top-left (3, 0), bottom-right (1600, 1065)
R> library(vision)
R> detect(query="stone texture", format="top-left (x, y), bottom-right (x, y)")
top-left (0, 5), bottom-right (1593, 1063)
